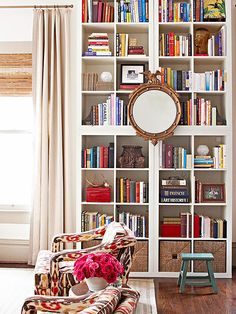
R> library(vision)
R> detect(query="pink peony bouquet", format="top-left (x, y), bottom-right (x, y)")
top-left (73, 252), bottom-right (124, 284)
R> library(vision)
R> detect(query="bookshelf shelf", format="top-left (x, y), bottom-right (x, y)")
top-left (78, 0), bottom-right (232, 277)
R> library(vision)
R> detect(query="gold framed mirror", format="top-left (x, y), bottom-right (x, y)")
top-left (128, 70), bottom-right (181, 146)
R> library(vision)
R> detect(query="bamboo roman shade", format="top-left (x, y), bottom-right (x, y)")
top-left (0, 53), bottom-right (32, 95)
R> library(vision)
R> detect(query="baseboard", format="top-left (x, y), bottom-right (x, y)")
top-left (0, 239), bottom-right (29, 263)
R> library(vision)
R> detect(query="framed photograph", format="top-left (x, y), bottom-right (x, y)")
top-left (120, 64), bottom-right (145, 85)
top-left (203, 0), bottom-right (226, 21)
top-left (202, 184), bottom-right (225, 202)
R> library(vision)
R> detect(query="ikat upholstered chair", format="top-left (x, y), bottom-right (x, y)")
top-left (21, 286), bottom-right (140, 314)
top-left (34, 222), bottom-right (136, 296)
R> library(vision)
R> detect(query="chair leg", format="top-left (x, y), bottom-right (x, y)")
top-left (179, 261), bottom-right (188, 293)
top-left (207, 261), bottom-right (218, 294)
top-left (177, 261), bottom-right (184, 286)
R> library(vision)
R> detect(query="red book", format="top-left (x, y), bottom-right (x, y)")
top-left (136, 182), bottom-right (140, 203)
top-left (165, 144), bottom-right (173, 168)
top-left (99, 146), bottom-right (104, 168)
top-left (102, 2), bottom-right (106, 22)
top-left (161, 224), bottom-right (181, 237)
top-left (83, 149), bottom-right (87, 168)
top-left (82, 0), bottom-right (86, 23)
top-left (126, 179), bottom-right (130, 203)
top-left (169, 32), bottom-right (175, 56)
top-left (169, 0), bottom-right (173, 22)
top-left (92, 0), bottom-right (98, 22)
top-left (128, 49), bottom-right (145, 54)
top-left (196, 0), bottom-right (200, 22)
top-left (119, 84), bottom-right (139, 90)
top-left (97, 1), bottom-right (103, 22)
top-left (159, 0), bottom-right (162, 22)
top-left (103, 147), bottom-right (109, 168)
top-left (194, 214), bottom-right (200, 238)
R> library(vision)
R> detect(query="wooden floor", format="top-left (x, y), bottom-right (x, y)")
top-left (154, 271), bottom-right (236, 314)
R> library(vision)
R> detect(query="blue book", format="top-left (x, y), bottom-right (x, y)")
top-left (183, 3), bottom-right (187, 22)
top-left (160, 190), bottom-right (189, 197)
top-left (213, 221), bottom-right (218, 238)
top-left (205, 72), bottom-right (210, 91)
top-left (90, 148), bottom-right (94, 168)
top-left (180, 3), bottom-right (184, 21)
top-left (142, 0), bottom-right (146, 22)
top-left (118, 99), bottom-right (121, 125)
top-left (183, 149), bottom-right (187, 168)
top-left (138, 0), bottom-right (143, 22)
top-left (116, 97), bottom-right (119, 125)
top-left (193, 0), bottom-right (196, 21)
top-left (97, 146), bottom-right (100, 168)
top-left (200, 0), bottom-right (204, 22)
top-left (214, 70), bottom-right (218, 91)
top-left (173, 70), bottom-right (177, 90)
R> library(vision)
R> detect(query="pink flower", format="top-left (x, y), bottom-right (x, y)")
top-left (105, 272), bottom-right (117, 283)
top-left (101, 263), bottom-right (114, 274)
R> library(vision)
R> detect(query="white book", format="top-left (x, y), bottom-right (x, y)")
top-left (140, 181), bottom-right (144, 203)
top-left (212, 107), bottom-right (217, 126)
top-left (125, 34), bottom-right (129, 56)
top-left (213, 146), bottom-right (219, 168)
top-left (200, 73), bottom-right (205, 91)
top-left (187, 154), bottom-right (192, 169)
top-left (103, 102), bottom-right (108, 126)
top-left (159, 140), bottom-right (163, 168)
top-left (201, 98), bottom-right (205, 125)
top-left (208, 38), bottom-right (212, 56)
top-left (212, 35), bottom-right (215, 56)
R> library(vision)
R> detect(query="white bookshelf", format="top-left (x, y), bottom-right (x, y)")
top-left (77, 0), bottom-right (232, 278)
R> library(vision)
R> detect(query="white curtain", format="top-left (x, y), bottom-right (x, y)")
top-left (28, 8), bottom-right (72, 265)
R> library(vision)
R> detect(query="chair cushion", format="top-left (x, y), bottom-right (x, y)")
top-left (101, 222), bottom-right (128, 245)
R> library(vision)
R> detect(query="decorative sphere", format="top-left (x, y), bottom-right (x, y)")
top-left (197, 145), bottom-right (209, 156)
top-left (100, 72), bottom-right (112, 82)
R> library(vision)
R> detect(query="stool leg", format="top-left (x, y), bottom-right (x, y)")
top-left (177, 261), bottom-right (184, 286)
top-left (207, 261), bottom-right (218, 294)
top-left (179, 261), bottom-right (188, 293)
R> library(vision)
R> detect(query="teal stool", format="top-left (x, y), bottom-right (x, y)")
top-left (178, 253), bottom-right (218, 293)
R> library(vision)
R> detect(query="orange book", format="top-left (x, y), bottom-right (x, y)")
top-left (136, 182), bottom-right (140, 203)
top-left (167, 67), bottom-right (171, 86)
top-left (176, 35), bottom-right (180, 56)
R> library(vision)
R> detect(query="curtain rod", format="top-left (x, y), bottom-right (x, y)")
top-left (0, 4), bottom-right (73, 9)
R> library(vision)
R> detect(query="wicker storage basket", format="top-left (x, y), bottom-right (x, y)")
top-left (131, 240), bottom-right (148, 272)
top-left (194, 241), bottom-right (226, 273)
top-left (159, 241), bottom-right (191, 272)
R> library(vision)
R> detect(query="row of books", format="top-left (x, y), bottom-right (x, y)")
top-left (160, 67), bottom-right (191, 91)
top-left (116, 33), bottom-right (145, 57)
top-left (84, 33), bottom-right (112, 56)
top-left (82, 0), bottom-right (114, 23)
top-left (207, 26), bottom-right (226, 57)
top-left (116, 177), bottom-right (149, 203)
top-left (194, 144), bottom-right (226, 169)
top-left (193, 70), bottom-right (225, 91)
top-left (160, 185), bottom-right (190, 203)
top-left (81, 143), bottom-right (114, 168)
top-left (117, 0), bottom-right (149, 23)
top-left (161, 214), bottom-right (227, 238)
top-left (179, 97), bottom-right (218, 126)
top-left (82, 72), bottom-right (98, 91)
top-left (159, 142), bottom-right (192, 169)
top-left (159, 0), bottom-right (191, 22)
top-left (117, 210), bottom-right (147, 237)
top-left (86, 95), bottom-right (129, 126)
top-left (159, 33), bottom-right (192, 57)
top-left (193, 0), bottom-right (226, 22)
top-left (81, 211), bottom-right (114, 231)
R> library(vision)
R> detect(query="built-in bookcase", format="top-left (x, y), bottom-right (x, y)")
top-left (78, 0), bottom-right (232, 277)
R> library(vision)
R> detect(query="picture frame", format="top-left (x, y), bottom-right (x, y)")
top-left (202, 184), bottom-right (225, 202)
top-left (120, 64), bottom-right (145, 85)
top-left (203, 0), bottom-right (226, 22)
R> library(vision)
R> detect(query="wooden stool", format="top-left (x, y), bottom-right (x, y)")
top-left (178, 253), bottom-right (218, 293)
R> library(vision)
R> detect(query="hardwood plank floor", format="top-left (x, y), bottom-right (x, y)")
top-left (154, 271), bottom-right (236, 314)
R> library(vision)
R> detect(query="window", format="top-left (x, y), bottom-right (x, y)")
top-left (0, 97), bottom-right (33, 208)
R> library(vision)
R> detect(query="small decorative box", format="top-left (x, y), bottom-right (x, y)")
top-left (86, 187), bottom-right (111, 203)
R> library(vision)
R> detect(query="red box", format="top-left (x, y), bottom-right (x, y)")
top-left (161, 224), bottom-right (181, 237)
top-left (86, 187), bottom-right (111, 202)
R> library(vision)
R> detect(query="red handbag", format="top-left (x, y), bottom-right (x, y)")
top-left (86, 187), bottom-right (111, 202)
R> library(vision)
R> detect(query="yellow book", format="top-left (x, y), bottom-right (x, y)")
top-left (167, 67), bottom-right (171, 86)
top-left (121, 34), bottom-right (126, 57)
top-left (120, 178), bottom-right (124, 203)
top-left (219, 144), bottom-right (224, 168)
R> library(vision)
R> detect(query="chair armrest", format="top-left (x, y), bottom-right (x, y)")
top-left (114, 287), bottom-right (140, 314)
top-left (51, 225), bottom-right (107, 252)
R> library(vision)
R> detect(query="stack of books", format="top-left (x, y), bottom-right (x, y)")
top-left (81, 143), bottom-right (114, 168)
top-left (85, 94), bottom-right (129, 126)
top-left (193, 70), bottom-right (225, 91)
top-left (159, 142), bottom-right (192, 169)
top-left (194, 144), bottom-right (226, 169)
top-left (117, 210), bottom-right (147, 237)
top-left (160, 212), bottom-right (192, 238)
top-left (159, 1), bottom-right (191, 22)
top-left (160, 178), bottom-right (190, 203)
top-left (81, 211), bottom-right (113, 231)
top-left (207, 26), bottom-right (226, 56)
top-left (159, 67), bottom-right (192, 91)
top-left (194, 214), bottom-right (227, 238)
top-left (82, 72), bottom-right (98, 91)
top-left (117, 0), bottom-right (149, 22)
top-left (159, 33), bottom-right (192, 56)
top-left (116, 177), bottom-right (148, 203)
top-left (84, 33), bottom-right (112, 56)
top-left (82, 0), bottom-right (114, 23)
top-left (116, 34), bottom-right (145, 56)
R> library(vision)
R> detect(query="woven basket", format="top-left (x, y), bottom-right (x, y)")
top-left (193, 241), bottom-right (226, 273)
top-left (131, 240), bottom-right (148, 272)
top-left (159, 241), bottom-right (191, 272)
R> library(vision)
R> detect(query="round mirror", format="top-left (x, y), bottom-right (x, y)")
top-left (128, 71), bottom-right (181, 145)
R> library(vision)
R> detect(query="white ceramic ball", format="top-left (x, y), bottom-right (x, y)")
top-left (197, 145), bottom-right (209, 156)
top-left (100, 72), bottom-right (112, 82)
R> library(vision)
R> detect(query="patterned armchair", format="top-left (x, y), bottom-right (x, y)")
top-left (35, 222), bottom-right (136, 296)
top-left (21, 286), bottom-right (140, 314)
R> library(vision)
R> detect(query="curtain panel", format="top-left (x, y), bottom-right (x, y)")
top-left (28, 8), bottom-right (72, 265)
